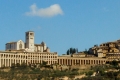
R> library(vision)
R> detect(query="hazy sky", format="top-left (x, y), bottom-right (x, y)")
top-left (0, 0), bottom-right (120, 55)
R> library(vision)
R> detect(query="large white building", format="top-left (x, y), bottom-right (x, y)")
top-left (0, 51), bottom-right (58, 67)
top-left (5, 31), bottom-right (50, 52)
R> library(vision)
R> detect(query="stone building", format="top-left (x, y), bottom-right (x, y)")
top-left (71, 52), bottom-right (86, 57)
top-left (6, 40), bottom-right (25, 51)
top-left (1, 31), bottom-right (120, 68)
top-left (0, 31), bottom-right (57, 67)
top-left (90, 40), bottom-right (120, 60)
top-left (58, 56), bottom-right (106, 66)
top-left (106, 52), bottom-right (120, 61)
top-left (6, 31), bottom-right (50, 53)
top-left (0, 51), bottom-right (58, 67)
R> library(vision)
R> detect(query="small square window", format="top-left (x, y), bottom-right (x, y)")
top-left (30, 33), bottom-right (33, 35)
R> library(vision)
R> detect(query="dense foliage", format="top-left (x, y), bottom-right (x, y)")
top-left (0, 62), bottom-right (120, 80)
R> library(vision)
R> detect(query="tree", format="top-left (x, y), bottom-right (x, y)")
top-left (76, 48), bottom-right (78, 53)
top-left (20, 62), bottom-right (27, 69)
top-left (72, 48), bottom-right (76, 53)
top-left (67, 48), bottom-right (78, 55)
top-left (84, 49), bottom-right (88, 54)
top-left (70, 48), bottom-right (73, 54)
top-left (67, 49), bottom-right (70, 55)
top-left (111, 60), bottom-right (118, 66)
top-left (42, 61), bottom-right (47, 65)
top-left (16, 63), bottom-right (20, 67)
top-left (11, 63), bottom-right (15, 69)
top-left (54, 63), bottom-right (59, 70)
top-left (37, 75), bottom-right (42, 80)
top-left (86, 71), bottom-right (94, 76)
top-left (41, 61), bottom-right (48, 67)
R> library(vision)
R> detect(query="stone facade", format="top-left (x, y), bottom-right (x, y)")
top-left (6, 40), bottom-right (24, 51)
top-left (90, 40), bottom-right (120, 60)
top-left (0, 51), bottom-right (107, 68)
top-left (106, 52), bottom-right (120, 61)
top-left (58, 56), bottom-right (106, 66)
top-left (5, 31), bottom-right (50, 53)
top-left (0, 51), bottom-right (57, 67)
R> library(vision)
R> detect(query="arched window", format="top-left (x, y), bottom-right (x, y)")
top-left (19, 43), bottom-right (22, 49)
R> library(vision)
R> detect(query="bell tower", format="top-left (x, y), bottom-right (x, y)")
top-left (25, 31), bottom-right (34, 52)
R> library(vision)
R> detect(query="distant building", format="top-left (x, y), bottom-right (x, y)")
top-left (6, 31), bottom-right (50, 53)
top-left (0, 31), bottom-right (57, 67)
top-left (6, 40), bottom-right (25, 51)
top-left (0, 31), bottom-right (120, 68)
top-left (90, 40), bottom-right (120, 61)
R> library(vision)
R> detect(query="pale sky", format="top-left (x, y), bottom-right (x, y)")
top-left (0, 0), bottom-right (120, 55)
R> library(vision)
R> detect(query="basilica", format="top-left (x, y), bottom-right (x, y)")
top-left (0, 31), bottom-right (116, 68)
top-left (5, 31), bottom-right (50, 52)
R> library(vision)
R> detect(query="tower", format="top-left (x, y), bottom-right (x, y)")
top-left (25, 31), bottom-right (34, 52)
top-left (41, 41), bottom-right (47, 51)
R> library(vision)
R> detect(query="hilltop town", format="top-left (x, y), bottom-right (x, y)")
top-left (0, 31), bottom-right (120, 80)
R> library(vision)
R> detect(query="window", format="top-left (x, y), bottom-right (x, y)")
top-left (30, 33), bottom-right (33, 35)
top-left (112, 50), bottom-right (114, 52)
top-left (19, 43), bottom-right (22, 49)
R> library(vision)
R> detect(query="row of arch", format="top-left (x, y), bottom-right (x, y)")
top-left (58, 59), bottom-right (106, 65)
